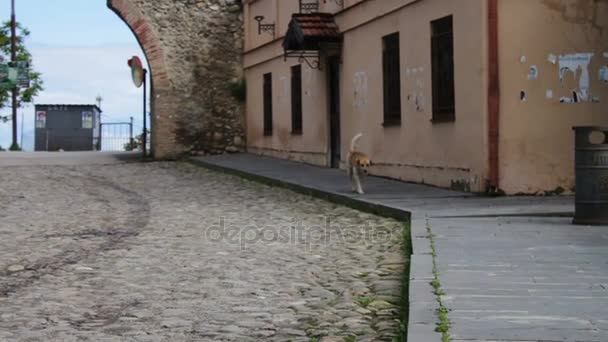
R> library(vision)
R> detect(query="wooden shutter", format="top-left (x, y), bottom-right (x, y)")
top-left (291, 65), bottom-right (303, 134)
top-left (431, 16), bottom-right (455, 122)
top-left (263, 73), bottom-right (273, 136)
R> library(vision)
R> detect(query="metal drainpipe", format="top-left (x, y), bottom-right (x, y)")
top-left (487, 0), bottom-right (500, 193)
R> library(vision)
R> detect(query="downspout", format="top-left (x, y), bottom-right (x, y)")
top-left (487, 0), bottom-right (500, 193)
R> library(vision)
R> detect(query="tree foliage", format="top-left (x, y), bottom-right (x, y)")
top-left (0, 21), bottom-right (43, 122)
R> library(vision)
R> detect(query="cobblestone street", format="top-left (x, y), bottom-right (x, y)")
top-left (0, 159), bottom-right (405, 341)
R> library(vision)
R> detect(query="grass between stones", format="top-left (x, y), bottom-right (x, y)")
top-left (427, 221), bottom-right (451, 342)
top-left (397, 221), bottom-right (412, 342)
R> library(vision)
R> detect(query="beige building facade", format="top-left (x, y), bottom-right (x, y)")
top-left (243, 0), bottom-right (608, 194)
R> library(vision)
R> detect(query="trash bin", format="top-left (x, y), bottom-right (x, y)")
top-left (573, 126), bottom-right (608, 225)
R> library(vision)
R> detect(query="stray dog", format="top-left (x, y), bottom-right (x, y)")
top-left (347, 133), bottom-right (372, 194)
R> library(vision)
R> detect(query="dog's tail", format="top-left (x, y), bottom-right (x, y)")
top-left (350, 133), bottom-right (363, 152)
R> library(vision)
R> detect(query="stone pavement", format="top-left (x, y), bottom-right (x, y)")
top-left (0, 151), bottom-right (141, 167)
top-left (192, 153), bottom-right (607, 342)
top-left (0, 154), bottom-right (406, 341)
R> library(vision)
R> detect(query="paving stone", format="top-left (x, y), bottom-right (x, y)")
top-left (0, 161), bottom-right (405, 341)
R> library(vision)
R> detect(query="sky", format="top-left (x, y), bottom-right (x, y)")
top-left (0, 0), bottom-right (148, 150)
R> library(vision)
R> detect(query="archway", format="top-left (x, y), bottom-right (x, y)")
top-left (107, 0), bottom-right (245, 159)
top-left (107, 0), bottom-right (171, 157)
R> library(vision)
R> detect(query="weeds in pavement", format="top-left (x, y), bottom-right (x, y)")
top-left (427, 221), bottom-right (451, 342)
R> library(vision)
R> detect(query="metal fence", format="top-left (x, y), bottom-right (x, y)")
top-left (100, 121), bottom-right (134, 152)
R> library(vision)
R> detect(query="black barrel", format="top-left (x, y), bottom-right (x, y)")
top-left (573, 126), bottom-right (608, 225)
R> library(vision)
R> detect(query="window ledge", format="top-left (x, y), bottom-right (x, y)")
top-left (382, 120), bottom-right (402, 127)
top-left (430, 116), bottom-right (455, 124)
top-left (291, 130), bottom-right (303, 136)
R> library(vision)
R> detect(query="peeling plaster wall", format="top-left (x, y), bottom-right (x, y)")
top-left (498, 0), bottom-right (608, 194)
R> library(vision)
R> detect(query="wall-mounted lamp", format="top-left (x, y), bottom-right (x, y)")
top-left (254, 16), bottom-right (275, 36)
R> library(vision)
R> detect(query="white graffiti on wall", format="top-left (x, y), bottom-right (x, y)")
top-left (558, 53), bottom-right (593, 103)
top-left (405, 67), bottom-right (425, 112)
top-left (304, 68), bottom-right (313, 97)
top-left (353, 72), bottom-right (368, 109)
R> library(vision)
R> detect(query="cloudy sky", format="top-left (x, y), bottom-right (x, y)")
top-left (0, 0), bottom-right (148, 150)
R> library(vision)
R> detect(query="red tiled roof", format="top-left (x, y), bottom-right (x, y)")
top-left (291, 13), bottom-right (340, 39)
top-left (283, 13), bottom-right (341, 51)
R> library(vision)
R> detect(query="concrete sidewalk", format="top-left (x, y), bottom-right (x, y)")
top-left (190, 153), bottom-right (607, 342)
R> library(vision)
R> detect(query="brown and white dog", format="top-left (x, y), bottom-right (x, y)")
top-left (347, 133), bottom-right (372, 194)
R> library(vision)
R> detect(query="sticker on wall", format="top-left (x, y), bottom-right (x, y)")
top-left (82, 111), bottom-right (93, 129)
top-left (548, 53), bottom-right (557, 65)
top-left (520, 55), bottom-right (527, 64)
top-left (558, 53), bottom-right (594, 103)
top-left (591, 96), bottom-right (600, 103)
top-left (528, 65), bottom-right (539, 80)
top-left (520, 90), bottom-right (527, 102)
top-left (599, 66), bottom-right (608, 84)
top-left (35, 111), bottom-right (46, 129)
top-left (546, 89), bottom-right (554, 99)
top-left (604, 52), bottom-right (608, 58)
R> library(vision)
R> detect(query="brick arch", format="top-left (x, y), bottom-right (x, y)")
top-left (107, 0), bottom-right (171, 156)
top-left (107, 0), bottom-right (170, 91)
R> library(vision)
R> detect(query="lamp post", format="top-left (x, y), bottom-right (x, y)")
top-left (142, 68), bottom-right (147, 157)
top-left (10, 0), bottom-right (18, 149)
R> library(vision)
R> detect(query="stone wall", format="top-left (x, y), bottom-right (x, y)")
top-left (108, 0), bottom-right (245, 158)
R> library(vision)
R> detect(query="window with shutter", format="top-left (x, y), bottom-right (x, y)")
top-left (431, 15), bottom-right (455, 122)
top-left (382, 32), bottom-right (402, 126)
top-left (263, 73), bottom-right (273, 136)
top-left (291, 65), bottom-right (303, 134)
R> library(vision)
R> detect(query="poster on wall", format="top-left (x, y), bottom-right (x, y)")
top-left (35, 111), bottom-right (46, 128)
top-left (82, 111), bottom-right (93, 129)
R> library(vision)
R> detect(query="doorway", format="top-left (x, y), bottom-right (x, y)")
top-left (328, 56), bottom-right (341, 168)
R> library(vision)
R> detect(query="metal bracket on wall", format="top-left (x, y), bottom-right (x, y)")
top-left (254, 16), bottom-right (275, 36)
top-left (299, 0), bottom-right (319, 13)
top-left (323, 0), bottom-right (344, 7)
top-left (284, 51), bottom-right (322, 70)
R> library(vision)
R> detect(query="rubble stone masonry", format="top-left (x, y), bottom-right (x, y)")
top-left (108, 0), bottom-right (245, 158)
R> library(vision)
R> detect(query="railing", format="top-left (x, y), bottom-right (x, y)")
top-left (100, 121), bottom-right (135, 152)
top-left (299, 0), bottom-right (319, 13)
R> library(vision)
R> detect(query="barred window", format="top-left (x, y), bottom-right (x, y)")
top-left (382, 32), bottom-right (402, 125)
top-left (431, 15), bottom-right (455, 122)
top-left (291, 65), bottom-right (303, 134)
top-left (263, 73), bottom-right (273, 136)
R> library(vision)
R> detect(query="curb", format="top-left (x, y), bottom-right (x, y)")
top-left (187, 157), bottom-right (411, 222)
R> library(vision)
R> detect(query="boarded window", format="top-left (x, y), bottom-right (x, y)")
top-left (431, 15), bottom-right (455, 122)
top-left (382, 32), bottom-right (402, 125)
top-left (263, 73), bottom-right (273, 136)
top-left (291, 65), bottom-right (303, 134)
